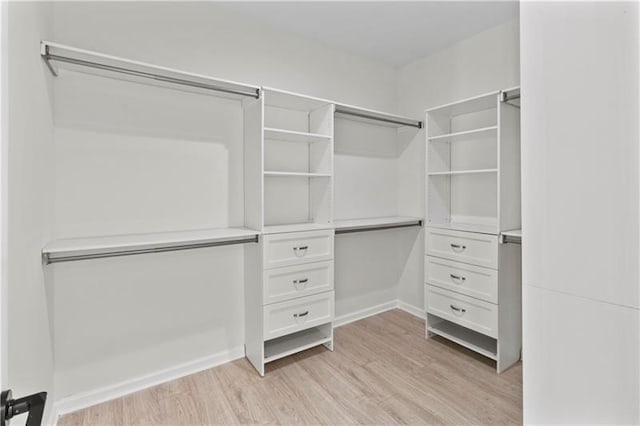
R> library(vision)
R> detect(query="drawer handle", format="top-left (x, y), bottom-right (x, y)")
top-left (293, 278), bottom-right (308, 290)
top-left (293, 311), bottom-right (309, 318)
top-left (293, 246), bottom-right (309, 257)
top-left (450, 304), bottom-right (466, 315)
top-left (450, 243), bottom-right (467, 252)
top-left (449, 274), bottom-right (466, 284)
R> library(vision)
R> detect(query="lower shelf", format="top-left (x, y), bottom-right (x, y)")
top-left (427, 316), bottom-right (497, 360)
top-left (264, 324), bottom-right (332, 364)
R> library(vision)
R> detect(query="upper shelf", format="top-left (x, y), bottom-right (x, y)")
top-left (428, 126), bottom-right (497, 142)
top-left (41, 41), bottom-right (260, 100)
top-left (42, 227), bottom-right (260, 264)
top-left (335, 103), bottom-right (422, 129)
top-left (426, 91), bottom-right (500, 117)
top-left (262, 87), bottom-right (334, 111)
top-left (264, 127), bottom-right (331, 143)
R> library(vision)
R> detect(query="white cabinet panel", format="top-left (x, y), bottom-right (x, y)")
top-left (426, 228), bottom-right (498, 269)
top-left (523, 285), bottom-right (640, 424)
top-left (425, 256), bottom-right (498, 303)
top-left (263, 261), bottom-right (333, 305)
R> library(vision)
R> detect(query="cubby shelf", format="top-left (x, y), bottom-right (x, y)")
top-left (427, 168), bottom-right (497, 176)
top-left (264, 127), bottom-right (331, 143)
top-left (264, 327), bottom-right (332, 363)
top-left (428, 126), bottom-right (497, 142)
top-left (428, 321), bottom-right (497, 360)
top-left (264, 171), bottom-right (331, 177)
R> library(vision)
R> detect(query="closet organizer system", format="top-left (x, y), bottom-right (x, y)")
top-left (424, 89), bottom-right (522, 372)
top-left (38, 41), bottom-right (423, 376)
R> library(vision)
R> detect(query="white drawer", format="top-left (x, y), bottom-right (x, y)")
top-left (263, 230), bottom-right (334, 269)
top-left (425, 256), bottom-right (498, 304)
top-left (425, 285), bottom-right (497, 338)
top-left (426, 228), bottom-right (498, 269)
top-left (263, 291), bottom-right (334, 340)
top-left (263, 261), bottom-right (334, 305)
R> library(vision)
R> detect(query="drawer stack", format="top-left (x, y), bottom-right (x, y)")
top-left (424, 228), bottom-right (521, 373)
top-left (245, 229), bottom-right (335, 376)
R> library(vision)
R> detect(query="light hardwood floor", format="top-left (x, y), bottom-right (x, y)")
top-left (59, 309), bottom-right (522, 425)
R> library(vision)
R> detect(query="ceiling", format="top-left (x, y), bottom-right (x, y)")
top-left (222, 1), bottom-right (519, 67)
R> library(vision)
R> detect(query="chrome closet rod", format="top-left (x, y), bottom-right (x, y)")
top-left (43, 53), bottom-right (261, 99)
top-left (335, 220), bottom-right (423, 235)
top-left (335, 109), bottom-right (422, 129)
top-left (43, 236), bottom-right (259, 265)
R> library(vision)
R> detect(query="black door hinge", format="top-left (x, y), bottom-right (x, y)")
top-left (1, 389), bottom-right (47, 426)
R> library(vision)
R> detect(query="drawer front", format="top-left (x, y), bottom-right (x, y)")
top-left (425, 256), bottom-right (498, 303)
top-left (426, 228), bottom-right (498, 269)
top-left (425, 285), bottom-right (497, 338)
top-left (263, 261), bottom-right (334, 305)
top-left (263, 230), bottom-right (334, 269)
top-left (264, 291), bottom-right (334, 340)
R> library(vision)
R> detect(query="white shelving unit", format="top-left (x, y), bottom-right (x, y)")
top-left (424, 89), bottom-right (522, 373)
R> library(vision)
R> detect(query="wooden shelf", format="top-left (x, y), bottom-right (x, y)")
top-left (428, 126), bottom-right (497, 142)
top-left (264, 171), bottom-right (331, 178)
top-left (264, 326), bottom-right (332, 363)
top-left (334, 216), bottom-right (422, 234)
top-left (428, 320), bottom-right (497, 360)
top-left (42, 227), bottom-right (260, 264)
top-left (428, 169), bottom-right (497, 176)
top-left (262, 223), bottom-right (334, 234)
top-left (264, 127), bottom-right (331, 143)
top-left (427, 221), bottom-right (497, 235)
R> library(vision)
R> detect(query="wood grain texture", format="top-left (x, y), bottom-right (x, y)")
top-left (59, 310), bottom-right (522, 425)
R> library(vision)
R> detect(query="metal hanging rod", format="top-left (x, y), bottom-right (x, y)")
top-left (500, 88), bottom-right (521, 108)
top-left (335, 105), bottom-right (422, 129)
top-left (335, 220), bottom-right (423, 235)
top-left (43, 235), bottom-right (259, 265)
top-left (41, 41), bottom-right (260, 99)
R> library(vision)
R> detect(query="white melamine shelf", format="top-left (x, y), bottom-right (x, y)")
top-left (262, 87), bottom-right (333, 111)
top-left (425, 91), bottom-right (499, 117)
top-left (334, 216), bottom-right (423, 233)
top-left (264, 127), bottom-right (331, 143)
top-left (262, 223), bottom-right (334, 234)
top-left (264, 171), bottom-right (331, 178)
top-left (264, 326), bottom-right (332, 363)
top-left (334, 103), bottom-right (422, 129)
top-left (428, 320), bottom-right (497, 360)
top-left (42, 227), bottom-right (260, 264)
top-left (501, 229), bottom-right (522, 244)
top-left (428, 126), bottom-right (498, 142)
top-left (427, 221), bottom-right (498, 235)
top-left (428, 169), bottom-right (497, 176)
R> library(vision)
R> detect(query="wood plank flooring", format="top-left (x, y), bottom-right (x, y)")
top-left (59, 309), bottom-right (522, 425)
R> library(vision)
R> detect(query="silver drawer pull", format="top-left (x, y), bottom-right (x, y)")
top-left (450, 304), bottom-right (466, 314)
top-left (293, 246), bottom-right (309, 257)
top-left (449, 274), bottom-right (466, 283)
top-left (293, 311), bottom-right (309, 318)
top-left (293, 278), bottom-right (308, 284)
top-left (450, 243), bottom-right (466, 252)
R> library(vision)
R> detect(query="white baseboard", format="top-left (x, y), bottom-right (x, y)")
top-left (333, 300), bottom-right (398, 327)
top-left (54, 346), bottom-right (245, 418)
top-left (397, 300), bottom-right (426, 319)
top-left (54, 300), bottom-right (426, 419)
top-left (45, 404), bottom-right (59, 426)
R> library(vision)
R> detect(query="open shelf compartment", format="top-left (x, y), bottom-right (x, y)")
top-left (427, 315), bottom-right (497, 360)
top-left (264, 323), bottom-right (333, 363)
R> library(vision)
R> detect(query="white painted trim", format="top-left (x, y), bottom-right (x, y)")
top-left (54, 346), bottom-right (245, 417)
top-left (397, 300), bottom-right (426, 319)
top-left (45, 405), bottom-right (59, 426)
top-left (54, 300), bottom-right (427, 419)
top-left (333, 300), bottom-right (398, 327)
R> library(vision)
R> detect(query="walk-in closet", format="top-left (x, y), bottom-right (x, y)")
top-left (2, 2), bottom-right (639, 425)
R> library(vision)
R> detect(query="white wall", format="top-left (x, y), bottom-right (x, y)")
top-left (5, 1), bottom-right (56, 424)
top-left (395, 18), bottom-right (520, 311)
top-left (49, 1), bottom-right (403, 403)
top-left (521, 2), bottom-right (639, 423)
